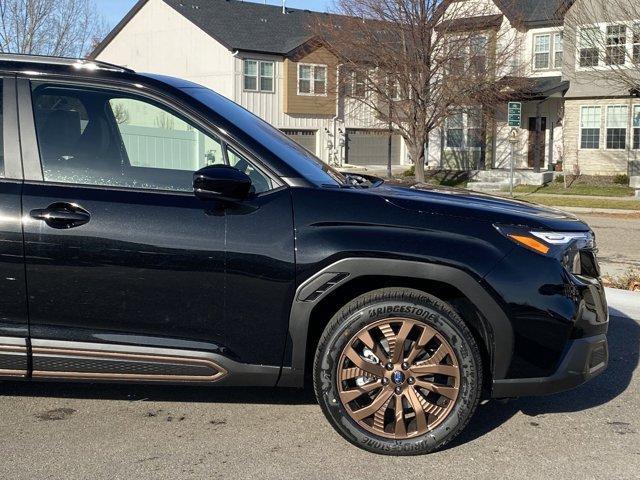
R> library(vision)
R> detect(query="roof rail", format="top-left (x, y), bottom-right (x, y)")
top-left (0, 53), bottom-right (134, 73)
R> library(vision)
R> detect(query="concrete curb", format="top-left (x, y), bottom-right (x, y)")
top-left (606, 287), bottom-right (640, 319)
top-left (554, 206), bottom-right (640, 215)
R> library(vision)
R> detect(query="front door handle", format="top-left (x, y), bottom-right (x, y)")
top-left (30, 202), bottom-right (91, 229)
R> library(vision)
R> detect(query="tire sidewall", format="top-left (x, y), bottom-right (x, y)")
top-left (314, 294), bottom-right (480, 455)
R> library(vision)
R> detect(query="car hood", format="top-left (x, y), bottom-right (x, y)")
top-left (368, 184), bottom-right (589, 231)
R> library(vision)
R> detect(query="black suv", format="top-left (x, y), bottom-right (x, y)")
top-left (0, 55), bottom-right (608, 455)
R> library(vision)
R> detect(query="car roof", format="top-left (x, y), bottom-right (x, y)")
top-left (0, 53), bottom-right (134, 75)
top-left (0, 53), bottom-right (319, 184)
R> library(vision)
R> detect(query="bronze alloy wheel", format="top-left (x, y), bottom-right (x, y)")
top-left (336, 317), bottom-right (460, 439)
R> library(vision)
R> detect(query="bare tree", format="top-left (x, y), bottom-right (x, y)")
top-left (0, 0), bottom-right (107, 58)
top-left (563, 0), bottom-right (640, 93)
top-left (316, 0), bottom-right (524, 182)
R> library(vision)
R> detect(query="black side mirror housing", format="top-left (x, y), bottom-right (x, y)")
top-left (193, 165), bottom-right (252, 202)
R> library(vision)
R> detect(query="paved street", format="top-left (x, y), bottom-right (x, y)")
top-left (0, 308), bottom-right (638, 480)
top-left (577, 213), bottom-right (640, 277)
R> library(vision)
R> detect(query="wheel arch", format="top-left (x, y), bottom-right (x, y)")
top-left (277, 258), bottom-right (513, 388)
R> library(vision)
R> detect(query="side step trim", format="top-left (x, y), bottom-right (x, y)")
top-left (0, 337), bottom-right (28, 377)
top-left (31, 339), bottom-right (227, 383)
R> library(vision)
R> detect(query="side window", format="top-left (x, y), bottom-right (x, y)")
top-left (227, 146), bottom-right (273, 193)
top-left (108, 97), bottom-right (225, 171)
top-left (31, 84), bottom-right (273, 194)
top-left (0, 80), bottom-right (4, 176)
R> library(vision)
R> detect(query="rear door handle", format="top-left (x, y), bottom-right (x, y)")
top-left (30, 202), bottom-right (91, 229)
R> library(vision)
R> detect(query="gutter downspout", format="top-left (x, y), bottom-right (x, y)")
top-left (332, 63), bottom-right (342, 166)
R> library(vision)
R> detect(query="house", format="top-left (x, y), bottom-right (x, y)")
top-left (433, 0), bottom-right (639, 188)
top-left (92, 0), bottom-right (639, 186)
top-left (91, 0), bottom-right (408, 170)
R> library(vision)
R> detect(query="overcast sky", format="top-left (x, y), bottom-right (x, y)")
top-left (95, 0), bottom-right (335, 28)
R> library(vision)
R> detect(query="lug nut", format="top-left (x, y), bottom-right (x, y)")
top-left (407, 377), bottom-right (415, 385)
top-left (401, 362), bottom-right (410, 370)
top-left (394, 386), bottom-right (402, 395)
top-left (385, 362), bottom-right (394, 371)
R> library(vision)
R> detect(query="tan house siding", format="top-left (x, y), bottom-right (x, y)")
top-left (283, 46), bottom-right (337, 116)
top-left (563, 98), bottom-right (639, 175)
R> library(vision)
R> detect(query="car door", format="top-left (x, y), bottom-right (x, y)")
top-left (18, 78), bottom-right (294, 385)
top-left (0, 75), bottom-right (30, 378)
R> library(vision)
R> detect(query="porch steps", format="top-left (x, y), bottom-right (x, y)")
top-left (467, 179), bottom-right (520, 193)
top-left (467, 169), bottom-right (553, 193)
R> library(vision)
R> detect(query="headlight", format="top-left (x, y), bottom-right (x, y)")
top-left (495, 224), bottom-right (593, 256)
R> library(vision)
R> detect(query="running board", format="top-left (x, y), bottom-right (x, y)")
top-left (0, 337), bottom-right (28, 377)
top-left (0, 338), bottom-right (279, 386)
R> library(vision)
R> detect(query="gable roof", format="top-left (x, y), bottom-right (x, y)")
top-left (494, 0), bottom-right (568, 27)
top-left (91, 0), bottom-right (570, 61)
top-left (91, 0), bottom-right (337, 59)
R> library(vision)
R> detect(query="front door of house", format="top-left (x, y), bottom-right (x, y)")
top-left (527, 117), bottom-right (547, 168)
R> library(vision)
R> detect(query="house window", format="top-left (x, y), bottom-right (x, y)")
top-left (579, 27), bottom-right (600, 67)
top-left (554, 32), bottom-right (563, 68)
top-left (533, 34), bottom-right (551, 69)
top-left (446, 111), bottom-right (464, 148)
top-left (606, 105), bottom-right (628, 149)
top-left (298, 64), bottom-right (327, 96)
top-left (446, 109), bottom-right (482, 149)
top-left (467, 110), bottom-right (484, 148)
top-left (470, 34), bottom-right (488, 75)
top-left (633, 105), bottom-right (640, 149)
top-left (346, 69), bottom-right (366, 98)
top-left (580, 106), bottom-right (601, 149)
top-left (244, 59), bottom-right (274, 92)
top-left (605, 25), bottom-right (627, 66)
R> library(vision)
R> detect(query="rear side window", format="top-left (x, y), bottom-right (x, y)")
top-left (0, 80), bottom-right (4, 176)
top-left (30, 83), bottom-right (274, 193)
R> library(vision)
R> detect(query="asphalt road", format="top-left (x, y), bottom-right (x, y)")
top-left (0, 310), bottom-right (638, 480)
top-left (578, 213), bottom-right (640, 277)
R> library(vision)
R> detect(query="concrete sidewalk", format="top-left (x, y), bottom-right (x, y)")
top-left (606, 287), bottom-right (640, 319)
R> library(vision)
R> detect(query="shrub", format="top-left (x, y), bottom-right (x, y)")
top-left (613, 174), bottom-right (629, 185)
top-left (554, 174), bottom-right (564, 183)
top-left (602, 268), bottom-right (640, 291)
top-left (402, 165), bottom-right (415, 177)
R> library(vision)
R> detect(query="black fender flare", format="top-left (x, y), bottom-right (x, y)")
top-left (277, 257), bottom-right (513, 387)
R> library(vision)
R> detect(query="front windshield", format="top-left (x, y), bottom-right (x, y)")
top-left (184, 86), bottom-right (348, 187)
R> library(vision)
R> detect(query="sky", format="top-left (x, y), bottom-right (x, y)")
top-left (95, 0), bottom-right (335, 29)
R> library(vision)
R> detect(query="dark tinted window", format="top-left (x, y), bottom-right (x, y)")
top-left (31, 84), bottom-right (273, 193)
top-left (0, 81), bottom-right (4, 176)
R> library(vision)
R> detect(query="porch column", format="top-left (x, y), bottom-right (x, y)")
top-left (533, 102), bottom-right (542, 173)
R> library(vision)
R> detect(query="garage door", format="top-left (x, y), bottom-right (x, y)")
top-left (345, 129), bottom-right (402, 166)
top-left (282, 129), bottom-right (317, 155)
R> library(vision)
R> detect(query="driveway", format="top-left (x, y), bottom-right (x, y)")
top-left (0, 305), bottom-right (638, 480)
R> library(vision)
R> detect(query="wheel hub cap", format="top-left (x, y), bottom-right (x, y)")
top-left (336, 317), bottom-right (460, 440)
top-left (392, 370), bottom-right (405, 385)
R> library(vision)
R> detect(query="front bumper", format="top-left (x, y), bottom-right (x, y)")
top-left (491, 334), bottom-right (608, 398)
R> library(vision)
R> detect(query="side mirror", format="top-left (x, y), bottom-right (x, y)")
top-left (193, 165), bottom-right (252, 202)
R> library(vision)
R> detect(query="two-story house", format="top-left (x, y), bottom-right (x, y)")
top-left (91, 0), bottom-right (408, 170)
top-left (561, 1), bottom-right (640, 181)
top-left (430, 0), bottom-right (568, 187)
top-left (434, 0), bottom-right (639, 188)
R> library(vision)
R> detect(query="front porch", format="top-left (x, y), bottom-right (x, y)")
top-left (429, 76), bottom-right (569, 175)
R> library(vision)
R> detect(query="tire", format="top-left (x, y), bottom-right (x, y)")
top-left (313, 287), bottom-right (482, 455)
